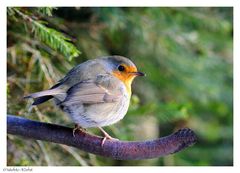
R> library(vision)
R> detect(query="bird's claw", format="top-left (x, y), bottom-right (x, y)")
top-left (72, 124), bottom-right (85, 137)
top-left (101, 135), bottom-right (119, 147)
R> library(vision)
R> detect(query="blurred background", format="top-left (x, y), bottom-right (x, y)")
top-left (7, 7), bottom-right (233, 166)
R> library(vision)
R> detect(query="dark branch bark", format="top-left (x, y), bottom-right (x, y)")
top-left (7, 115), bottom-right (197, 160)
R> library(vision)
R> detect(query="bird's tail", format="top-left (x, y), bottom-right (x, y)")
top-left (24, 88), bottom-right (65, 105)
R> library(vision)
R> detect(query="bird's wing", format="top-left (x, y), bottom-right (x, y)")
top-left (62, 76), bottom-right (123, 106)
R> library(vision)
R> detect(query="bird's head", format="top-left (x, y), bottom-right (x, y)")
top-left (104, 56), bottom-right (145, 95)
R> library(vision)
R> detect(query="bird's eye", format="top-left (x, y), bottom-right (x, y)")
top-left (118, 65), bottom-right (125, 72)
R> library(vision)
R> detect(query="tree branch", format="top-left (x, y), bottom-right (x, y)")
top-left (7, 115), bottom-right (197, 160)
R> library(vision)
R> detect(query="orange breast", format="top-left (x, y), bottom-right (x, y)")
top-left (112, 66), bottom-right (137, 96)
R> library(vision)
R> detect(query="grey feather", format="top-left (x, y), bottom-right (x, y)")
top-left (62, 78), bottom-right (122, 106)
top-left (24, 88), bottom-right (65, 99)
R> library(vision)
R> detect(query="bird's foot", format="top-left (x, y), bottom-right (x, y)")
top-left (98, 127), bottom-right (119, 147)
top-left (101, 135), bottom-right (119, 147)
top-left (72, 124), bottom-right (86, 137)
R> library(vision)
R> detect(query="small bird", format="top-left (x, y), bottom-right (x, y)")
top-left (24, 56), bottom-right (144, 145)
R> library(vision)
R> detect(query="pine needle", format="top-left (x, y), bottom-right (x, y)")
top-left (9, 7), bottom-right (81, 60)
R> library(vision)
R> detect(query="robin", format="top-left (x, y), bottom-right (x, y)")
top-left (24, 55), bottom-right (144, 145)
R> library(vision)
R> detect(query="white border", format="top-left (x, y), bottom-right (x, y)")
top-left (0, 2), bottom-right (7, 169)
top-left (233, 3), bottom-right (239, 168)
top-left (3, 0), bottom-right (237, 7)
top-left (1, 0), bottom-right (238, 172)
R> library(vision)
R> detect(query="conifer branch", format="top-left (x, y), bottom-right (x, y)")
top-left (9, 7), bottom-right (80, 60)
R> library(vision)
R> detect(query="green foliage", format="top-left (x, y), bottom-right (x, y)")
top-left (31, 20), bottom-right (80, 60)
top-left (8, 7), bottom-right (80, 60)
top-left (37, 7), bottom-right (56, 16)
top-left (7, 7), bottom-right (233, 166)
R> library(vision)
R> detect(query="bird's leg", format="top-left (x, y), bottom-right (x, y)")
top-left (98, 127), bottom-right (119, 146)
top-left (72, 124), bottom-right (86, 137)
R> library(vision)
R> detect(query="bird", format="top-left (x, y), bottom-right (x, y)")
top-left (24, 55), bottom-right (145, 146)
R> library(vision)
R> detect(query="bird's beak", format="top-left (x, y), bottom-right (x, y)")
top-left (130, 71), bottom-right (145, 77)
